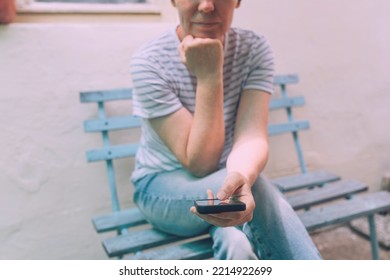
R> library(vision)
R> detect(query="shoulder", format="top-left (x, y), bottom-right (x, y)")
top-left (229, 27), bottom-right (264, 39)
top-left (228, 27), bottom-right (271, 51)
top-left (131, 29), bottom-right (178, 63)
top-left (227, 28), bottom-right (274, 68)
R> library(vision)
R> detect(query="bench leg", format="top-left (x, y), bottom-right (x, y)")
top-left (368, 214), bottom-right (379, 260)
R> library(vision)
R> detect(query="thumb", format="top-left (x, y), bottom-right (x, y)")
top-left (178, 35), bottom-right (194, 64)
top-left (217, 172), bottom-right (247, 200)
top-left (182, 34), bottom-right (194, 45)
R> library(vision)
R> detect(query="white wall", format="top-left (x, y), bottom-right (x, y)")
top-left (233, 0), bottom-right (390, 182)
top-left (0, 22), bottom-right (176, 259)
top-left (1, 0), bottom-right (389, 259)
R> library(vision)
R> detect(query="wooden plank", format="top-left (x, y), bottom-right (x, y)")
top-left (286, 180), bottom-right (368, 210)
top-left (83, 98), bottom-right (306, 132)
top-left (126, 237), bottom-right (213, 260)
top-left (300, 191), bottom-right (390, 231)
top-left (80, 75), bottom-right (298, 104)
top-left (84, 115), bottom-right (141, 132)
top-left (86, 143), bottom-right (139, 162)
top-left (268, 120), bottom-right (310, 136)
top-left (269, 96), bottom-right (305, 110)
top-left (103, 229), bottom-right (186, 257)
top-left (271, 170), bottom-right (341, 192)
top-left (273, 74), bottom-right (299, 85)
top-left (80, 88), bottom-right (133, 103)
top-left (92, 208), bottom-right (147, 233)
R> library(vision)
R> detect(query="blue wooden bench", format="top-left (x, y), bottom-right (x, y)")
top-left (80, 74), bottom-right (390, 260)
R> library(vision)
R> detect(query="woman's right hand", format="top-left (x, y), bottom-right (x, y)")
top-left (178, 35), bottom-right (224, 81)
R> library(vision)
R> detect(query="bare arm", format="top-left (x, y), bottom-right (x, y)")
top-left (192, 89), bottom-right (271, 227)
top-left (226, 89), bottom-right (270, 185)
top-left (149, 35), bottom-right (225, 177)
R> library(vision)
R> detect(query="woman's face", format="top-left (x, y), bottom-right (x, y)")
top-left (172, 0), bottom-right (240, 41)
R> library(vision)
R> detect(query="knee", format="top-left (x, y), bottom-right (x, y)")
top-left (252, 175), bottom-right (293, 212)
top-left (211, 227), bottom-right (258, 260)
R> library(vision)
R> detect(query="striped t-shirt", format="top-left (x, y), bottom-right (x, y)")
top-left (130, 27), bottom-right (274, 183)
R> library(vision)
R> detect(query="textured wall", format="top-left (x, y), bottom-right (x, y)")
top-left (1, 0), bottom-right (389, 259)
top-left (233, 0), bottom-right (390, 183)
top-left (0, 23), bottom-right (175, 259)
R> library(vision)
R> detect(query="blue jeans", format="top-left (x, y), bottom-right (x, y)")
top-left (133, 168), bottom-right (322, 260)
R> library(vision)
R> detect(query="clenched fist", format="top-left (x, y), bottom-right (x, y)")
top-left (178, 35), bottom-right (224, 80)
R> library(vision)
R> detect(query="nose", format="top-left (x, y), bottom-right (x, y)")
top-left (198, 0), bottom-right (215, 13)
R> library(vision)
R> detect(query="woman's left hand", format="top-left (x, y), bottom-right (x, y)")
top-left (190, 172), bottom-right (255, 227)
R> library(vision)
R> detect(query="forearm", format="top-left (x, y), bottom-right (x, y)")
top-left (186, 75), bottom-right (225, 176)
top-left (226, 135), bottom-right (269, 186)
top-left (150, 35), bottom-right (226, 177)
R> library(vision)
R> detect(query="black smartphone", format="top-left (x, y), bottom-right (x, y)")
top-left (194, 198), bottom-right (246, 214)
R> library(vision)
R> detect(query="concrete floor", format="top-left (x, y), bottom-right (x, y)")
top-left (310, 225), bottom-right (390, 260)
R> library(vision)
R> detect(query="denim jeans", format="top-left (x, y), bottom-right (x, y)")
top-left (133, 168), bottom-right (322, 260)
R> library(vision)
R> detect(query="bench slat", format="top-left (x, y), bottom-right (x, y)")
top-left (300, 191), bottom-right (390, 231)
top-left (271, 170), bottom-right (341, 192)
top-left (84, 115), bottom-right (308, 135)
top-left (103, 229), bottom-right (186, 257)
top-left (269, 96), bottom-right (305, 110)
top-left (80, 75), bottom-right (298, 103)
top-left (286, 180), bottom-right (368, 210)
top-left (83, 98), bottom-right (305, 133)
top-left (84, 116), bottom-right (141, 132)
top-left (127, 237), bottom-right (213, 260)
top-left (85, 120), bottom-right (309, 162)
top-left (92, 208), bottom-right (147, 233)
top-left (86, 144), bottom-right (139, 162)
top-left (92, 180), bottom-right (367, 233)
top-left (80, 88), bottom-right (133, 103)
top-left (273, 74), bottom-right (299, 85)
top-left (100, 190), bottom-right (390, 258)
top-left (268, 120), bottom-right (310, 136)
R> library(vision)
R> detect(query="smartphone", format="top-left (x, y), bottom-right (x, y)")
top-left (194, 198), bottom-right (246, 214)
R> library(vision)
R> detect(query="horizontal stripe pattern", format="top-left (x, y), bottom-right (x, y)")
top-left (130, 27), bottom-right (274, 182)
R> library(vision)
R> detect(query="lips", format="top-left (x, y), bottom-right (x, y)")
top-left (194, 22), bottom-right (218, 25)
top-left (192, 22), bottom-right (220, 28)
top-left (190, 21), bottom-right (221, 38)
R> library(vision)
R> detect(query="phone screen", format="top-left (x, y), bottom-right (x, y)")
top-left (194, 199), bottom-right (246, 214)
top-left (195, 199), bottom-right (236, 206)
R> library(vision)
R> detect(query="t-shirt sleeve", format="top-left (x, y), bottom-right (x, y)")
top-left (130, 55), bottom-right (182, 119)
top-left (243, 33), bottom-right (275, 94)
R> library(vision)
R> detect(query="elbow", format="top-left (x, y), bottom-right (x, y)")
top-left (189, 167), bottom-right (217, 178)
top-left (185, 160), bottom-right (220, 178)
top-left (181, 146), bottom-right (224, 177)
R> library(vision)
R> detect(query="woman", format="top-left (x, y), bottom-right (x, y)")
top-left (130, 0), bottom-right (321, 260)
